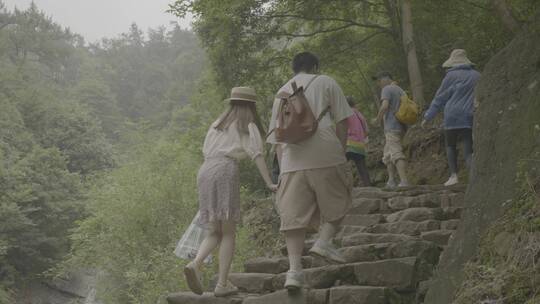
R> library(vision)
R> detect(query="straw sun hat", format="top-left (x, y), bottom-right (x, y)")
top-left (224, 87), bottom-right (257, 103)
top-left (442, 49), bottom-right (474, 68)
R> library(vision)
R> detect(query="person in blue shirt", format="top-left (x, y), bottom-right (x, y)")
top-left (422, 49), bottom-right (481, 186)
top-left (372, 72), bottom-right (410, 188)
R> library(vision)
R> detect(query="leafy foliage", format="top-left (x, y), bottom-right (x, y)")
top-left (0, 3), bottom-right (106, 289)
top-left (169, 0), bottom-right (539, 117)
top-left (0, 1), bottom-right (206, 298)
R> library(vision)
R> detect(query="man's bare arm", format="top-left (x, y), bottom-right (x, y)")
top-left (373, 99), bottom-right (390, 125)
top-left (336, 119), bottom-right (348, 150)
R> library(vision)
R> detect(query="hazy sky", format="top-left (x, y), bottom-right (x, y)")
top-left (3, 0), bottom-right (192, 42)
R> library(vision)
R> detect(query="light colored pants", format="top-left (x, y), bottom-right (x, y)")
top-left (276, 163), bottom-right (353, 231)
top-left (382, 131), bottom-right (406, 165)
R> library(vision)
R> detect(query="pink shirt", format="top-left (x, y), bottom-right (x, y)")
top-left (347, 109), bottom-right (368, 143)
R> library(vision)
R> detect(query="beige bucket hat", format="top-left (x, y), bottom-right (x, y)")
top-left (224, 86), bottom-right (257, 103)
top-left (442, 49), bottom-right (474, 68)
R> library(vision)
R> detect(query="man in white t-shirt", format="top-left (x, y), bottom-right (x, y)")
top-left (267, 52), bottom-right (353, 290)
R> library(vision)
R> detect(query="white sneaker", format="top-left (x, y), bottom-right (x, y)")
top-left (184, 261), bottom-right (203, 295)
top-left (444, 175), bottom-right (459, 187)
top-left (398, 181), bottom-right (411, 188)
top-left (309, 240), bottom-right (346, 264)
top-left (284, 270), bottom-right (304, 291)
top-left (214, 281), bottom-right (239, 297)
top-left (385, 180), bottom-right (397, 189)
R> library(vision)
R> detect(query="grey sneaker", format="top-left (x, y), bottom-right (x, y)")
top-left (214, 281), bottom-right (239, 297)
top-left (184, 261), bottom-right (203, 295)
top-left (308, 240), bottom-right (346, 264)
top-left (284, 270), bottom-right (304, 291)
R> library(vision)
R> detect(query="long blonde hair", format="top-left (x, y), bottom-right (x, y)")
top-left (215, 100), bottom-right (266, 137)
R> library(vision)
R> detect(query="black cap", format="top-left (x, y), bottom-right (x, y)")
top-left (372, 71), bottom-right (393, 80)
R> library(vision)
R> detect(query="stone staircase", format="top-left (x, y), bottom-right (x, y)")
top-left (167, 185), bottom-right (465, 304)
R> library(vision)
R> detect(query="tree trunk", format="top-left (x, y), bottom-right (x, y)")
top-left (400, 0), bottom-right (425, 106)
top-left (492, 0), bottom-right (521, 34)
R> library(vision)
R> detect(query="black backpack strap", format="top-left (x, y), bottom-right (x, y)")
top-left (317, 105), bottom-right (331, 122)
top-left (266, 128), bottom-right (275, 140)
top-left (304, 75), bottom-right (320, 91)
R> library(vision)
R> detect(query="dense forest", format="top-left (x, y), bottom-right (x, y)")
top-left (0, 2), bottom-right (207, 302)
top-left (0, 0), bottom-right (538, 303)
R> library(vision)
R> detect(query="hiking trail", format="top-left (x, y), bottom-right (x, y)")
top-left (167, 184), bottom-right (465, 304)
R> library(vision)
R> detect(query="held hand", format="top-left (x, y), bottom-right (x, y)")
top-left (421, 120), bottom-right (427, 129)
top-left (267, 183), bottom-right (278, 192)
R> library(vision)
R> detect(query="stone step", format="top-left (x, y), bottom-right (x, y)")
top-left (167, 286), bottom-right (401, 304)
top-left (242, 286), bottom-right (398, 304)
top-left (385, 207), bottom-right (463, 223)
top-left (340, 232), bottom-right (416, 247)
top-left (441, 207), bottom-right (463, 220)
top-left (328, 286), bottom-right (399, 304)
top-left (245, 239), bottom-right (440, 275)
top-left (341, 214), bottom-right (386, 226)
top-left (353, 257), bottom-right (420, 291)
top-left (267, 256), bottom-right (431, 292)
top-left (386, 194), bottom-right (443, 210)
top-left (340, 240), bottom-right (440, 265)
top-left (386, 207), bottom-right (442, 222)
top-left (271, 264), bottom-right (354, 291)
top-left (227, 273), bottom-right (275, 294)
top-left (167, 291), bottom-right (249, 304)
top-left (420, 230), bottom-right (455, 246)
top-left (339, 242), bottom-right (392, 264)
top-left (440, 193), bottom-right (465, 208)
top-left (386, 193), bottom-right (465, 211)
top-left (242, 288), bottom-right (325, 304)
top-left (362, 220), bottom-right (441, 236)
top-left (244, 256), bottom-right (325, 274)
top-left (352, 184), bottom-right (465, 200)
top-left (353, 188), bottom-right (431, 200)
top-left (349, 198), bottom-right (389, 215)
top-left (338, 225), bottom-right (366, 237)
top-left (441, 219), bottom-right (460, 230)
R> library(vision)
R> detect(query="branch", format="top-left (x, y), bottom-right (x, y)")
top-left (262, 13), bottom-right (391, 33)
top-left (331, 30), bottom-right (387, 56)
top-left (455, 0), bottom-right (492, 10)
top-left (247, 23), bottom-right (361, 38)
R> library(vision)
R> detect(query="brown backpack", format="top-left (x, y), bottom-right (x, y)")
top-left (270, 75), bottom-right (330, 144)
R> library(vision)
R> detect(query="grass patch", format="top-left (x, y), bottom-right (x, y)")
top-left (454, 163), bottom-right (540, 304)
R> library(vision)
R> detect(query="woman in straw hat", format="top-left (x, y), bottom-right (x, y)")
top-left (184, 87), bottom-right (276, 297)
top-left (422, 49), bottom-right (481, 186)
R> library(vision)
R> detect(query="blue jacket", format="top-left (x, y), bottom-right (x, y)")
top-left (424, 65), bottom-right (481, 129)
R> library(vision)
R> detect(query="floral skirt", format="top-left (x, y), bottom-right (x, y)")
top-left (196, 156), bottom-right (240, 227)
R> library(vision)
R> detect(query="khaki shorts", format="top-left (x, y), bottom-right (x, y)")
top-left (276, 163), bottom-right (353, 231)
top-left (382, 131), bottom-right (406, 165)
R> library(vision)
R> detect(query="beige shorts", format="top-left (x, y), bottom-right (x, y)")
top-left (276, 163), bottom-right (353, 231)
top-left (382, 131), bottom-right (406, 165)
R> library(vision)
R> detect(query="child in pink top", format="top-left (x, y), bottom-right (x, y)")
top-left (346, 97), bottom-right (371, 186)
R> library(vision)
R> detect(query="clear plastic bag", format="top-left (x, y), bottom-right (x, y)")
top-left (174, 211), bottom-right (212, 263)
